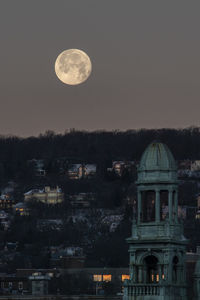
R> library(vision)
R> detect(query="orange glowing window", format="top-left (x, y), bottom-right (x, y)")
top-left (122, 275), bottom-right (130, 281)
top-left (162, 274), bottom-right (165, 279)
top-left (156, 274), bottom-right (159, 282)
top-left (103, 275), bottom-right (111, 282)
top-left (93, 275), bottom-right (102, 282)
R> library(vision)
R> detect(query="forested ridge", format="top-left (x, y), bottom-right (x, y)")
top-left (0, 127), bottom-right (200, 184)
top-left (0, 127), bottom-right (199, 272)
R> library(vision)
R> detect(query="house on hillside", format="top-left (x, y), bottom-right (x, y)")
top-left (110, 161), bottom-right (135, 177)
top-left (24, 186), bottom-right (64, 205)
top-left (13, 202), bottom-right (29, 216)
top-left (67, 164), bottom-right (96, 179)
top-left (0, 194), bottom-right (14, 210)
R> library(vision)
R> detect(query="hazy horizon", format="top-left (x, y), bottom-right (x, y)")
top-left (0, 125), bottom-right (198, 139)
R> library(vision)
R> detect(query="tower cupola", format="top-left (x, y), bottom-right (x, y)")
top-left (137, 141), bottom-right (177, 184)
top-left (124, 141), bottom-right (188, 300)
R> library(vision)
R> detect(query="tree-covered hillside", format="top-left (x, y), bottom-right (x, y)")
top-left (0, 127), bottom-right (199, 270)
top-left (0, 127), bottom-right (200, 184)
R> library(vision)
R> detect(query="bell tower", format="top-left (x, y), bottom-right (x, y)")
top-left (123, 142), bottom-right (188, 300)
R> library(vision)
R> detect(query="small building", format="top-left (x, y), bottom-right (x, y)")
top-left (0, 194), bottom-right (14, 210)
top-left (67, 164), bottom-right (82, 179)
top-left (111, 161), bottom-right (135, 177)
top-left (191, 160), bottom-right (200, 172)
top-left (0, 211), bottom-right (11, 230)
top-left (50, 246), bottom-right (85, 268)
top-left (4, 242), bottom-right (18, 252)
top-left (67, 164), bottom-right (97, 179)
top-left (16, 268), bottom-right (59, 279)
top-left (24, 186), bottom-right (64, 205)
top-left (13, 202), bottom-right (29, 216)
top-left (196, 210), bottom-right (200, 220)
top-left (28, 274), bottom-right (50, 295)
top-left (84, 164), bottom-right (97, 178)
top-left (61, 247), bottom-right (84, 268)
top-left (0, 275), bottom-right (28, 294)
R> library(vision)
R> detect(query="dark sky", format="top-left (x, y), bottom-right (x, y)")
top-left (1, 0), bottom-right (200, 136)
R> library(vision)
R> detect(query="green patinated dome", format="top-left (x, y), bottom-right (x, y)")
top-left (137, 142), bottom-right (177, 184)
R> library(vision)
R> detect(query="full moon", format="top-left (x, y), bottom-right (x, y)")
top-left (55, 49), bottom-right (92, 85)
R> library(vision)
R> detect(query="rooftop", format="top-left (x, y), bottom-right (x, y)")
top-left (137, 142), bottom-right (178, 184)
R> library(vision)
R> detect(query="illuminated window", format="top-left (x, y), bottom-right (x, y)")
top-left (93, 275), bottom-right (102, 282)
top-left (121, 275), bottom-right (130, 281)
top-left (103, 275), bottom-right (111, 282)
top-left (151, 274), bottom-right (159, 282)
top-left (162, 274), bottom-right (165, 279)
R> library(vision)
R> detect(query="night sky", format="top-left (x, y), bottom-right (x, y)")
top-left (1, 0), bottom-right (200, 136)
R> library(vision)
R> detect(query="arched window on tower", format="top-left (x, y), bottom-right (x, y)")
top-left (160, 190), bottom-right (169, 220)
top-left (141, 191), bottom-right (155, 222)
top-left (172, 256), bottom-right (179, 283)
top-left (144, 255), bottom-right (159, 283)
